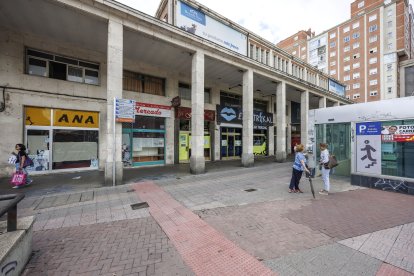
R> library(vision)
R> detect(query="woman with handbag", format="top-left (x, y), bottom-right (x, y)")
top-left (12, 143), bottom-right (33, 188)
top-left (319, 143), bottom-right (330, 195)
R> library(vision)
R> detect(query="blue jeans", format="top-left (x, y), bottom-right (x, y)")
top-left (15, 164), bottom-right (32, 184)
top-left (289, 168), bottom-right (303, 190)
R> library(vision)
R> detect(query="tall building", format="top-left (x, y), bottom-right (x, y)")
top-left (276, 29), bottom-right (315, 61)
top-left (278, 0), bottom-right (414, 103)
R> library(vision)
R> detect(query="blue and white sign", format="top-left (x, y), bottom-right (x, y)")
top-left (115, 98), bottom-right (135, 123)
top-left (356, 122), bottom-right (382, 135)
top-left (176, 1), bottom-right (247, 55)
top-left (328, 79), bottom-right (346, 96)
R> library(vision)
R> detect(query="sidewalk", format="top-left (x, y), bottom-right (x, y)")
top-left (8, 161), bottom-right (414, 275)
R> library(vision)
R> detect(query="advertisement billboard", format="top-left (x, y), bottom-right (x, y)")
top-left (356, 122), bottom-right (382, 175)
top-left (176, 1), bottom-right (247, 55)
top-left (328, 79), bottom-right (346, 96)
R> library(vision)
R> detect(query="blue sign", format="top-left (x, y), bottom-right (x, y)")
top-left (329, 79), bottom-right (345, 96)
top-left (356, 122), bottom-right (382, 135)
top-left (180, 2), bottom-right (206, 26)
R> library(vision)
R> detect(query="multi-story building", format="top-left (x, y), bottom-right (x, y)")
top-left (278, 0), bottom-right (414, 103)
top-left (276, 29), bottom-right (314, 61)
top-left (0, 0), bottom-right (351, 183)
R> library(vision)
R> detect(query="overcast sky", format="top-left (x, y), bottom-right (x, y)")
top-left (117, 0), bottom-right (414, 44)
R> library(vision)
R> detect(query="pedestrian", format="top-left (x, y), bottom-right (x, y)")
top-left (13, 143), bottom-right (33, 188)
top-left (319, 143), bottom-right (330, 195)
top-left (289, 144), bottom-right (310, 193)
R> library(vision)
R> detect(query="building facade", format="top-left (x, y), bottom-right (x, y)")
top-left (278, 0), bottom-right (414, 103)
top-left (0, 0), bottom-right (351, 184)
top-left (276, 29), bottom-right (314, 61)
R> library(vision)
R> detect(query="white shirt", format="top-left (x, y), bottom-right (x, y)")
top-left (320, 149), bottom-right (329, 164)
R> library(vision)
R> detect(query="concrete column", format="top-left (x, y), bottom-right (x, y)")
top-left (276, 81), bottom-right (287, 162)
top-left (301, 90), bottom-right (309, 147)
top-left (166, 78), bottom-right (178, 165)
top-left (105, 19), bottom-right (123, 185)
top-left (286, 101), bottom-right (292, 155)
top-left (268, 97), bottom-right (274, 156)
top-left (316, 74), bottom-right (320, 86)
top-left (319, 96), bottom-right (326, 108)
top-left (190, 51), bottom-right (205, 174)
top-left (242, 69), bottom-right (254, 167)
top-left (304, 68), bottom-right (308, 81)
top-left (333, 101), bottom-right (340, 106)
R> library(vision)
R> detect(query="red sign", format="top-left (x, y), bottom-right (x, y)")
top-left (135, 102), bottom-right (171, 118)
top-left (176, 107), bottom-right (215, 121)
top-left (383, 134), bottom-right (414, 142)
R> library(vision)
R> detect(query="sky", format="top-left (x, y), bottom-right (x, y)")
top-left (117, 0), bottom-right (414, 44)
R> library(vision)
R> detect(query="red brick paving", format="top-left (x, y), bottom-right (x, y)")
top-left (376, 263), bottom-right (414, 276)
top-left (284, 189), bottom-right (414, 240)
top-left (134, 181), bottom-right (276, 276)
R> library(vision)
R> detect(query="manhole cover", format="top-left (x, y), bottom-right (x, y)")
top-left (130, 202), bottom-right (149, 210)
top-left (244, 189), bottom-right (257, 192)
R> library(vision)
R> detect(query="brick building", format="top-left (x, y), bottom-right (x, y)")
top-left (278, 0), bottom-right (414, 103)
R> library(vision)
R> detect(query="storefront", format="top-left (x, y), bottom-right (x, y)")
top-left (24, 106), bottom-right (99, 173)
top-left (217, 105), bottom-right (273, 159)
top-left (175, 107), bottom-right (215, 163)
top-left (122, 102), bottom-right (171, 167)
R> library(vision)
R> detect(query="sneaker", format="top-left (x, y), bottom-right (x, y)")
top-left (25, 179), bottom-right (33, 186)
top-left (319, 191), bottom-right (329, 195)
top-left (12, 185), bottom-right (20, 189)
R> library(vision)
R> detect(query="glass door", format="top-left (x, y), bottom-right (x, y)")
top-left (26, 128), bottom-right (51, 172)
top-left (228, 135), bottom-right (235, 157)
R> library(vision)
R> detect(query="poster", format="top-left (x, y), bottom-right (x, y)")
top-left (356, 122), bottom-right (382, 174)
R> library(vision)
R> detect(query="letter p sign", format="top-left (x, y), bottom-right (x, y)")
top-left (359, 125), bottom-right (366, 134)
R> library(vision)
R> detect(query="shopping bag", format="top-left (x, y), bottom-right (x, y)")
top-left (8, 154), bottom-right (17, 164)
top-left (10, 172), bottom-right (27, 186)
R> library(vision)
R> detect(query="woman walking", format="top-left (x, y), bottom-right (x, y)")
top-left (319, 143), bottom-right (330, 195)
top-left (289, 144), bottom-right (310, 193)
top-left (13, 143), bottom-right (33, 188)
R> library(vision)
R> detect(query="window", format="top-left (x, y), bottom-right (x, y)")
top-left (387, 9), bottom-right (393, 17)
top-left (344, 56), bottom-right (350, 62)
top-left (353, 32), bottom-right (360, 39)
top-left (369, 25), bottom-right (378, 32)
top-left (370, 79), bottom-right (378, 86)
top-left (26, 49), bottom-right (100, 85)
top-left (369, 57), bottom-right (378, 64)
top-left (344, 46), bottom-right (350, 52)
top-left (178, 83), bottom-right (211, 103)
top-left (370, 90), bottom-right (378, 96)
top-left (330, 42), bottom-right (336, 48)
top-left (294, 36), bottom-right (298, 41)
top-left (346, 85), bottom-right (351, 91)
top-left (387, 21), bottom-right (393, 27)
top-left (344, 75), bottom-right (351, 81)
top-left (329, 32), bottom-right (336, 39)
top-left (369, 14), bottom-right (377, 22)
top-left (330, 69), bottom-right (337, 75)
top-left (353, 22), bottom-right (360, 29)
top-left (292, 51), bottom-right (297, 55)
top-left (344, 65), bottom-right (351, 71)
top-left (387, 43), bottom-right (393, 49)
top-left (387, 64), bottom-right (393, 71)
top-left (124, 71), bottom-right (165, 96)
top-left (353, 53), bottom-right (360, 59)
top-left (249, 44), bottom-right (254, 58)
top-left (301, 46), bottom-right (306, 51)
top-left (353, 42), bottom-right (360, 49)
top-left (353, 93), bottom-right (361, 99)
top-left (353, 83), bottom-right (360, 89)
top-left (369, 35), bottom-right (378, 43)
top-left (369, 47), bottom-right (377, 54)
top-left (344, 36), bottom-right (350, 43)
top-left (330, 61), bottom-right (336, 66)
top-left (343, 26), bottom-right (350, 33)
top-left (353, 72), bottom-right (360, 79)
top-left (330, 51), bottom-right (336, 57)
top-left (353, 62), bottom-right (360, 68)
top-left (369, 68), bottom-right (378, 75)
top-left (387, 87), bottom-right (392, 93)
top-left (358, 1), bottom-right (365, 8)
top-left (387, 75), bottom-right (393, 82)
top-left (388, 32), bottom-right (393, 38)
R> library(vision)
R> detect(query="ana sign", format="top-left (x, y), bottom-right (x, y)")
top-left (135, 102), bottom-right (171, 118)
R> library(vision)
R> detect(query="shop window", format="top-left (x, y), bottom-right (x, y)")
top-left (124, 71), bottom-right (165, 96)
top-left (26, 48), bottom-right (100, 85)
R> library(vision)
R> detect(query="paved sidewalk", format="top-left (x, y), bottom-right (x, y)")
top-left (11, 162), bottom-right (414, 275)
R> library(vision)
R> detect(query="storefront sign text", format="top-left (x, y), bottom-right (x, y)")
top-left (135, 102), bottom-right (171, 118)
top-left (53, 110), bottom-right (99, 128)
top-left (176, 107), bottom-right (215, 121)
top-left (216, 105), bottom-right (273, 127)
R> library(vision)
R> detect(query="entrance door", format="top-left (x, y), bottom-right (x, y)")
top-left (228, 135), bottom-right (235, 157)
top-left (26, 128), bottom-right (51, 172)
top-left (179, 132), bottom-right (190, 162)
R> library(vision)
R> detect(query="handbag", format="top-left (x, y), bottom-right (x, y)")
top-left (23, 156), bottom-right (34, 168)
top-left (10, 171), bottom-right (27, 186)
